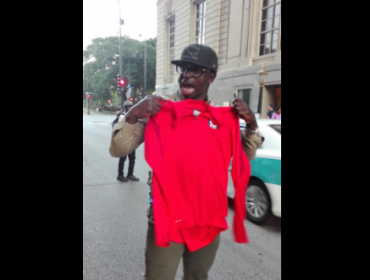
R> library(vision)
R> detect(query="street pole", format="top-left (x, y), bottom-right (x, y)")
top-left (86, 65), bottom-right (90, 115)
top-left (258, 87), bottom-right (262, 114)
top-left (118, 0), bottom-right (123, 110)
top-left (256, 63), bottom-right (268, 118)
top-left (139, 34), bottom-right (147, 97)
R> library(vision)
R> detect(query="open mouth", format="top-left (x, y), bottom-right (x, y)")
top-left (181, 83), bottom-right (195, 95)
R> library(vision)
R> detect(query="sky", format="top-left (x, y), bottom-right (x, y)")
top-left (83, 0), bottom-right (157, 50)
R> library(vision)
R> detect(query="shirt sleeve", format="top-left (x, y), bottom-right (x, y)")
top-left (109, 116), bottom-right (146, 158)
top-left (231, 116), bottom-right (249, 244)
top-left (108, 92), bottom-right (179, 158)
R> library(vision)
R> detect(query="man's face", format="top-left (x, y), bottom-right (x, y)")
top-left (177, 63), bottom-right (216, 101)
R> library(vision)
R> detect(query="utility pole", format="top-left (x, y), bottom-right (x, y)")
top-left (118, 0), bottom-right (124, 110)
top-left (139, 34), bottom-right (147, 97)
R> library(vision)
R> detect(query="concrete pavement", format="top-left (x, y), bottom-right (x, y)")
top-left (83, 107), bottom-right (118, 116)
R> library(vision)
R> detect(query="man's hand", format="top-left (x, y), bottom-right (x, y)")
top-left (232, 98), bottom-right (257, 129)
top-left (125, 95), bottom-right (168, 124)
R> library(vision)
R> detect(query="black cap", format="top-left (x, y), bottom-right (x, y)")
top-left (171, 44), bottom-right (218, 73)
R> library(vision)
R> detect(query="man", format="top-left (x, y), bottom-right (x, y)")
top-left (267, 104), bottom-right (274, 119)
top-left (109, 44), bottom-right (264, 280)
top-left (114, 100), bottom-right (139, 182)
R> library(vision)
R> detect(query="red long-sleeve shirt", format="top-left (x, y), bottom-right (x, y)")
top-left (144, 99), bottom-right (250, 251)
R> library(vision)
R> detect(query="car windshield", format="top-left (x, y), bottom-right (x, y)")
top-left (270, 124), bottom-right (281, 134)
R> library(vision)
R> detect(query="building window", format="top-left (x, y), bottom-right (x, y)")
top-left (195, 0), bottom-right (206, 44)
top-left (237, 88), bottom-right (252, 106)
top-left (259, 0), bottom-right (280, 56)
top-left (169, 19), bottom-right (175, 80)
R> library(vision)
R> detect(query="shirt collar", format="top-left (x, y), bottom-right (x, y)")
top-left (168, 99), bottom-right (224, 127)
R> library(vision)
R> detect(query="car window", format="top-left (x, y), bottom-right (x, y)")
top-left (239, 119), bottom-right (246, 132)
top-left (270, 124), bottom-right (281, 134)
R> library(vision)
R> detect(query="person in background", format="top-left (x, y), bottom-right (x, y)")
top-left (267, 104), bottom-right (274, 119)
top-left (113, 100), bottom-right (140, 182)
top-left (271, 106), bottom-right (281, 119)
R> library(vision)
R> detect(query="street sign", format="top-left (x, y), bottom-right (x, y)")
top-left (85, 92), bottom-right (94, 95)
top-left (128, 84), bottom-right (131, 88)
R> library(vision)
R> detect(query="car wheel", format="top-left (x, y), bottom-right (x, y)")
top-left (246, 178), bottom-right (271, 224)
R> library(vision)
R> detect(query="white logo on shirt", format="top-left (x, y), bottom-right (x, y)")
top-left (193, 110), bottom-right (201, 117)
top-left (209, 120), bottom-right (218, 129)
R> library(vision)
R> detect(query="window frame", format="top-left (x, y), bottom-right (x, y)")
top-left (236, 88), bottom-right (252, 107)
top-left (195, 0), bottom-right (206, 45)
top-left (168, 19), bottom-right (175, 81)
top-left (259, 0), bottom-right (281, 56)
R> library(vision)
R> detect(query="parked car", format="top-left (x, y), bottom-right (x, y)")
top-left (227, 119), bottom-right (281, 224)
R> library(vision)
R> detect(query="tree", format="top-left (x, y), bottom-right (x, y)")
top-left (83, 36), bottom-right (156, 104)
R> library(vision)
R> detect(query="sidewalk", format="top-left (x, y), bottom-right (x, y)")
top-left (83, 107), bottom-right (101, 116)
top-left (83, 107), bottom-right (118, 127)
top-left (83, 107), bottom-right (118, 116)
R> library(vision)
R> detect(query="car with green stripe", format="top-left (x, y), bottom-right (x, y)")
top-left (227, 119), bottom-right (281, 224)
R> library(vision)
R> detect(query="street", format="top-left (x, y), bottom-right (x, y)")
top-left (83, 112), bottom-right (281, 280)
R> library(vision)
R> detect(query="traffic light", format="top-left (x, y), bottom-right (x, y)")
top-left (116, 75), bottom-right (127, 96)
top-left (87, 94), bottom-right (91, 99)
top-left (107, 99), bottom-right (111, 104)
top-left (119, 78), bottom-right (126, 87)
top-left (116, 74), bottom-right (120, 88)
top-left (129, 97), bottom-right (133, 102)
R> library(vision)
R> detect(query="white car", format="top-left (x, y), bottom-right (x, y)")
top-left (227, 119), bottom-right (281, 224)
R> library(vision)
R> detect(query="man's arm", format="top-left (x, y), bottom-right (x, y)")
top-left (232, 98), bottom-right (264, 160)
top-left (109, 95), bottom-right (168, 158)
top-left (241, 130), bottom-right (264, 161)
top-left (109, 117), bottom-right (146, 157)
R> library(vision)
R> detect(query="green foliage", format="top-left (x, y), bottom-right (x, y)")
top-left (112, 92), bottom-right (120, 104)
top-left (83, 36), bottom-right (156, 104)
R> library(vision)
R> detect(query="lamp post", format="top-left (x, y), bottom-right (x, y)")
top-left (139, 34), bottom-right (147, 97)
top-left (256, 63), bottom-right (268, 115)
